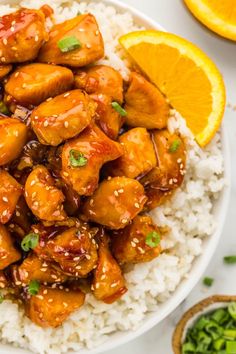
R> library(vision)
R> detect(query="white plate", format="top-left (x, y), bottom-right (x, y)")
top-left (0, 0), bottom-right (231, 353)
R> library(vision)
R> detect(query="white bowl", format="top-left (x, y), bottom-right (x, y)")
top-left (0, 1), bottom-right (230, 353)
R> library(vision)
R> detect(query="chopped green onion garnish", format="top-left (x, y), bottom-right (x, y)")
top-left (111, 102), bottom-right (127, 117)
top-left (182, 342), bottom-right (196, 353)
top-left (0, 101), bottom-right (10, 116)
top-left (213, 338), bottom-right (225, 350)
top-left (21, 233), bottom-right (39, 252)
top-left (57, 36), bottom-right (81, 53)
top-left (145, 231), bottom-right (161, 248)
top-left (226, 341), bottom-right (236, 354)
top-left (28, 280), bottom-right (40, 296)
top-left (203, 277), bottom-right (214, 287)
top-left (224, 256), bottom-right (236, 264)
top-left (229, 303), bottom-right (236, 320)
top-left (169, 139), bottom-right (181, 153)
top-left (69, 149), bottom-right (87, 167)
top-left (0, 293), bottom-right (4, 304)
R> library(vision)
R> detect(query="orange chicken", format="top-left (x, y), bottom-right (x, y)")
top-left (25, 285), bottom-right (85, 328)
top-left (33, 224), bottom-right (98, 277)
top-left (5, 64), bottom-right (74, 107)
top-left (0, 118), bottom-right (28, 166)
top-left (92, 230), bottom-right (127, 303)
top-left (124, 72), bottom-right (169, 129)
top-left (141, 130), bottom-right (186, 210)
top-left (75, 65), bottom-right (123, 103)
top-left (107, 127), bottom-right (157, 178)
top-left (111, 215), bottom-right (162, 264)
top-left (0, 8), bottom-right (48, 64)
top-left (0, 170), bottom-right (23, 224)
top-left (61, 124), bottom-right (123, 196)
top-left (38, 14), bottom-right (104, 67)
top-left (0, 224), bottom-right (21, 270)
top-left (31, 89), bottom-right (96, 146)
top-left (83, 177), bottom-right (147, 229)
top-left (0, 65), bottom-right (12, 80)
top-left (24, 165), bottom-right (67, 222)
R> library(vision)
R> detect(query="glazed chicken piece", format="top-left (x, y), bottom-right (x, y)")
top-left (33, 224), bottom-right (98, 277)
top-left (31, 89), bottom-right (96, 146)
top-left (75, 65), bottom-right (123, 103)
top-left (0, 270), bottom-right (8, 289)
top-left (61, 124), bottom-right (123, 196)
top-left (124, 72), bottom-right (169, 129)
top-left (141, 130), bottom-right (186, 210)
top-left (0, 224), bottom-right (21, 270)
top-left (0, 65), bottom-right (12, 80)
top-left (92, 230), bottom-right (127, 304)
top-left (38, 14), bottom-right (104, 67)
top-left (12, 254), bottom-right (68, 286)
top-left (0, 118), bottom-right (28, 166)
top-left (0, 170), bottom-right (22, 224)
top-left (7, 196), bottom-right (32, 238)
top-left (25, 285), bottom-right (85, 328)
top-left (5, 64), bottom-right (74, 107)
top-left (107, 127), bottom-right (157, 178)
top-left (83, 177), bottom-right (147, 229)
top-left (111, 215), bottom-right (162, 264)
top-left (0, 8), bottom-right (48, 64)
top-left (24, 165), bottom-right (67, 222)
top-left (90, 93), bottom-right (124, 140)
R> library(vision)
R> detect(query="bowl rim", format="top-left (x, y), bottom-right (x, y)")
top-left (0, 1), bottom-right (231, 354)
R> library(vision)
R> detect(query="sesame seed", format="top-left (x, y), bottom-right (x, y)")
top-left (110, 282), bottom-right (118, 288)
top-left (131, 241), bottom-right (136, 247)
top-left (101, 274), bottom-right (106, 280)
top-left (46, 97), bottom-right (52, 102)
top-left (95, 283), bottom-right (100, 289)
top-left (56, 317), bottom-right (60, 322)
top-left (35, 35), bottom-right (39, 42)
top-left (63, 172), bottom-right (69, 177)
top-left (86, 44), bottom-right (91, 49)
top-left (73, 256), bottom-right (81, 261)
top-left (177, 158), bottom-right (182, 163)
top-left (121, 219), bottom-right (128, 224)
top-left (15, 72), bottom-right (19, 78)
top-left (15, 281), bottom-right (22, 286)
top-left (48, 298), bottom-right (53, 303)
top-left (30, 180), bottom-right (36, 186)
top-left (64, 92), bottom-right (70, 97)
top-left (118, 189), bottom-right (124, 193)
top-left (22, 83), bottom-right (27, 88)
top-left (85, 254), bottom-right (91, 260)
top-left (43, 289), bottom-right (48, 295)
top-left (36, 295), bottom-right (44, 300)
top-left (40, 268), bottom-right (47, 272)
top-left (89, 199), bottom-right (94, 206)
top-left (16, 211), bottom-right (20, 217)
top-left (102, 267), bottom-right (106, 273)
top-left (138, 247), bottom-right (145, 254)
top-left (11, 20), bottom-right (16, 25)
top-left (2, 197), bottom-right (8, 202)
top-left (2, 210), bottom-right (8, 216)
top-left (39, 313), bottom-right (43, 319)
top-left (1, 57), bottom-right (6, 62)
top-left (134, 203), bottom-right (140, 208)
top-left (107, 176), bottom-right (112, 180)
top-left (10, 26), bottom-right (15, 32)
top-left (65, 288), bottom-right (69, 292)
top-left (63, 302), bottom-right (68, 307)
top-left (95, 30), bottom-right (99, 36)
top-left (64, 121), bottom-right (69, 128)
top-left (14, 131), bottom-right (19, 137)
top-left (79, 28), bottom-right (85, 32)
top-left (33, 201), bottom-right (39, 207)
top-left (64, 252), bottom-right (69, 256)
top-left (91, 284), bottom-right (94, 291)
top-left (114, 190), bottom-right (119, 197)
top-left (133, 238), bottom-right (139, 243)
top-left (32, 191), bottom-right (37, 198)
top-left (51, 283), bottom-right (57, 289)
top-left (51, 275), bottom-right (58, 279)
top-left (43, 120), bottom-right (49, 127)
top-left (3, 38), bottom-right (7, 45)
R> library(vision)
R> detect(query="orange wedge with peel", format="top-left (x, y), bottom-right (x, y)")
top-left (119, 30), bottom-right (226, 147)
top-left (184, 0), bottom-right (236, 41)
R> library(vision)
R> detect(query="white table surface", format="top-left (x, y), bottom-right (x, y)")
top-left (108, 1), bottom-right (236, 353)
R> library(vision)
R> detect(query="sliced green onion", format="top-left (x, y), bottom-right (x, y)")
top-left (0, 293), bottom-right (4, 304)
top-left (224, 329), bottom-right (236, 340)
top-left (212, 308), bottom-right (228, 324)
top-left (182, 342), bottom-right (196, 353)
top-left (195, 316), bottom-right (210, 330)
top-left (145, 231), bottom-right (161, 248)
top-left (0, 101), bottom-right (10, 116)
top-left (111, 102), bottom-right (127, 117)
top-left (21, 233), bottom-right (39, 252)
top-left (213, 338), bottom-right (225, 350)
top-left (169, 139), bottom-right (181, 153)
top-left (226, 341), bottom-right (236, 353)
top-left (203, 277), bottom-right (214, 287)
top-left (57, 36), bottom-right (81, 53)
top-left (69, 149), bottom-right (87, 167)
top-left (224, 256), bottom-right (236, 264)
top-left (229, 303), bottom-right (236, 320)
top-left (28, 280), bottom-right (40, 296)
top-left (205, 321), bottom-right (223, 340)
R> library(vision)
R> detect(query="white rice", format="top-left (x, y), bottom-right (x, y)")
top-left (0, 1), bottom-right (225, 354)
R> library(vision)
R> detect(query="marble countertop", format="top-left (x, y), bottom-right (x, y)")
top-left (109, 0), bottom-right (236, 353)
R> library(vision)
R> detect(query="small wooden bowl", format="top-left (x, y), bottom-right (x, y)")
top-left (172, 295), bottom-right (236, 354)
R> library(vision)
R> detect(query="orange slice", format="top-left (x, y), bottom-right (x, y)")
top-left (119, 30), bottom-right (226, 146)
top-left (184, 0), bottom-right (236, 41)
